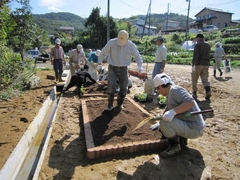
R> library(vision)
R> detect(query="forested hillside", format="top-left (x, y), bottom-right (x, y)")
top-left (33, 12), bottom-right (193, 34)
top-left (33, 12), bottom-right (85, 34)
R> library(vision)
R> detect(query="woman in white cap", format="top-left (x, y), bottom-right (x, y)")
top-left (150, 73), bottom-right (206, 157)
top-left (213, 42), bottom-right (226, 77)
top-left (69, 44), bottom-right (88, 76)
top-left (98, 30), bottom-right (143, 111)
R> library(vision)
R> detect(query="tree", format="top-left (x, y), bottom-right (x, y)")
top-left (8, 0), bottom-right (37, 60)
top-left (84, 7), bottom-right (117, 48)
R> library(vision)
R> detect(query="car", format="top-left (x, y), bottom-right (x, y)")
top-left (189, 28), bottom-right (203, 34)
top-left (203, 25), bottom-right (218, 32)
top-left (26, 49), bottom-right (50, 63)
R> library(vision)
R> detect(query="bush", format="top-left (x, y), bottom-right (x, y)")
top-left (0, 45), bottom-right (36, 100)
top-left (223, 37), bottom-right (240, 44)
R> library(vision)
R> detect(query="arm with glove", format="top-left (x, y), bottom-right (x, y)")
top-left (150, 101), bottom-right (194, 130)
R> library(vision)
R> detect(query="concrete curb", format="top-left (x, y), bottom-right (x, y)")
top-left (0, 89), bottom-right (56, 179)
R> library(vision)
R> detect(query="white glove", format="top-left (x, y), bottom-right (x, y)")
top-left (192, 65), bottom-right (196, 72)
top-left (97, 65), bottom-right (102, 71)
top-left (150, 121), bottom-right (160, 131)
top-left (72, 63), bottom-right (76, 67)
top-left (162, 109), bottom-right (176, 122)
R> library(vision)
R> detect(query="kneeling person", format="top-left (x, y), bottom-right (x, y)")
top-left (150, 73), bottom-right (206, 157)
top-left (63, 65), bottom-right (96, 96)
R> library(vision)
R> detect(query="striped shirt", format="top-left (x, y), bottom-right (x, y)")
top-left (50, 46), bottom-right (65, 60)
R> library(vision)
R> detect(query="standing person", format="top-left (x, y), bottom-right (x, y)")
top-left (69, 44), bottom-right (88, 76)
top-left (150, 73), bottom-right (206, 157)
top-left (62, 65), bottom-right (96, 97)
top-left (152, 36), bottom-right (167, 79)
top-left (191, 34), bottom-right (211, 100)
top-left (98, 30), bottom-right (143, 111)
top-left (213, 42), bottom-right (226, 77)
top-left (50, 38), bottom-right (66, 83)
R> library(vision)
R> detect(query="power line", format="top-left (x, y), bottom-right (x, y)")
top-left (119, 0), bottom-right (146, 13)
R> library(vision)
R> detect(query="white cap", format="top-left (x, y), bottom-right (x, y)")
top-left (153, 73), bottom-right (174, 87)
top-left (55, 38), bottom-right (61, 44)
top-left (117, 30), bottom-right (129, 46)
top-left (95, 49), bottom-right (101, 56)
top-left (77, 44), bottom-right (83, 50)
top-left (215, 42), bottom-right (221, 47)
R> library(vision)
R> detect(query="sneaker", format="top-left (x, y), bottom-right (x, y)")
top-left (205, 92), bottom-right (211, 100)
top-left (105, 106), bottom-right (114, 111)
top-left (160, 143), bottom-right (182, 158)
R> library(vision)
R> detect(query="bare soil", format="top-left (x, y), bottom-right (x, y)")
top-left (1, 63), bottom-right (240, 180)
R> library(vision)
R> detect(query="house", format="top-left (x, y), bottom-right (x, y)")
top-left (190, 7), bottom-right (238, 30)
top-left (59, 26), bottom-right (75, 35)
top-left (128, 18), bottom-right (158, 37)
top-left (161, 20), bottom-right (180, 31)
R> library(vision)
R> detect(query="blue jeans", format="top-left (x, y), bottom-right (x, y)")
top-left (53, 59), bottom-right (63, 79)
top-left (107, 64), bottom-right (128, 97)
top-left (152, 62), bottom-right (163, 78)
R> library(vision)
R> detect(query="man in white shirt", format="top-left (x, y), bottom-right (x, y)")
top-left (152, 36), bottom-right (167, 79)
top-left (98, 30), bottom-right (143, 111)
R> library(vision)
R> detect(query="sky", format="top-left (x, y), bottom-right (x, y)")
top-left (10, 0), bottom-right (240, 20)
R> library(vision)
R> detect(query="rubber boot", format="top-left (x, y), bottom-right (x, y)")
top-left (218, 68), bottom-right (223, 77)
top-left (192, 91), bottom-right (197, 100)
top-left (117, 94), bottom-right (125, 109)
top-left (59, 75), bottom-right (65, 82)
top-left (55, 74), bottom-right (59, 83)
top-left (179, 136), bottom-right (188, 149)
top-left (205, 86), bottom-right (211, 100)
top-left (213, 70), bottom-right (216, 77)
top-left (160, 136), bottom-right (182, 157)
top-left (105, 94), bottom-right (114, 111)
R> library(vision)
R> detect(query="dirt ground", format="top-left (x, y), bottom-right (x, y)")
top-left (1, 63), bottom-right (240, 179)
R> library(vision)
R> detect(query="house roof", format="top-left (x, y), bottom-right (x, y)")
top-left (60, 26), bottom-right (75, 30)
top-left (195, 7), bottom-right (234, 17)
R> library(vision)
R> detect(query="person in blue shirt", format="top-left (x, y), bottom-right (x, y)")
top-left (88, 49), bottom-right (101, 63)
top-left (98, 30), bottom-right (143, 111)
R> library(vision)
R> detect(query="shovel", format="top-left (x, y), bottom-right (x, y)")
top-left (132, 109), bottom-right (213, 132)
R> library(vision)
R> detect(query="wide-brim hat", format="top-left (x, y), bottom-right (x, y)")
top-left (117, 30), bottom-right (129, 46)
top-left (195, 34), bottom-right (204, 38)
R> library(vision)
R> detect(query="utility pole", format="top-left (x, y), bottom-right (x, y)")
top-left (186, 0), bottom-right (191, 41)
top-left (107, 0), bottom-right (110, 42)
top-left (141, 0), bottom-right (151, 39)
top-left (166, 3), bottom-right (169, 31)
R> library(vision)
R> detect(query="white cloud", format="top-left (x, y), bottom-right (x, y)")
top-left (39, 0), bottom-right (65, 8)
top-left (48, 7), bottom-right (63, 12)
